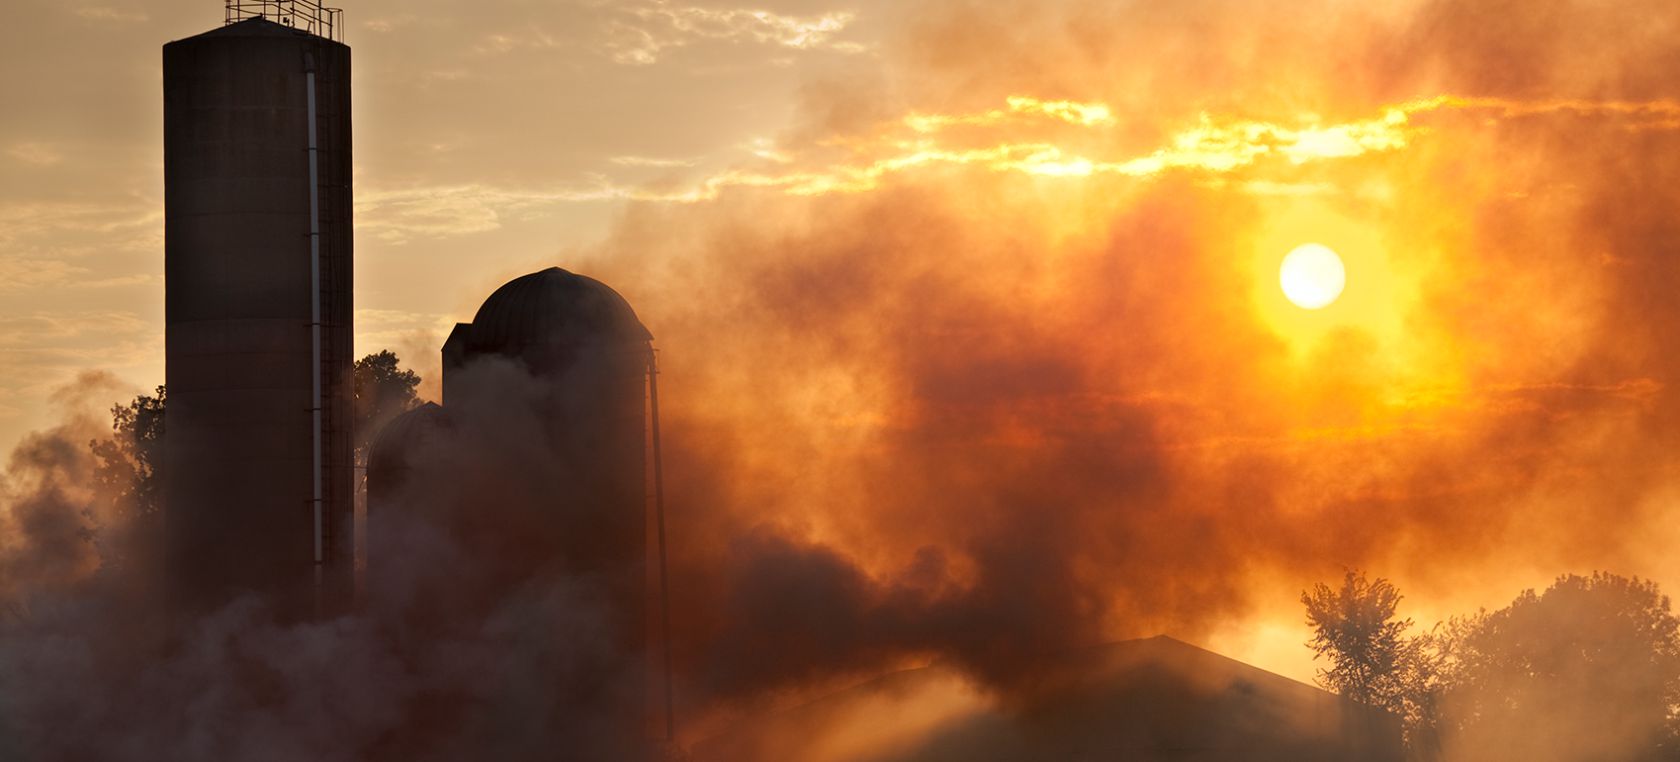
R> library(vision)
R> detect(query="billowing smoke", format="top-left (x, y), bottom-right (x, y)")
top-left (584, 0), bottom-right (1680, 739)
top-left (0, 371), bottom-right (134, 604)
top-left (7, 0), bottom-right (1680, 759)
top-left (0, 363), bottom-right (657, 760)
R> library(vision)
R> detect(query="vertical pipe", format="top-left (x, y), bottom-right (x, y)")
top-left (648, 348), bottom-right (674, 743)
top-left (306, 66), bottom-right (324, 594)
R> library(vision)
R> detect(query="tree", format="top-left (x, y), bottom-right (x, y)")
top-left (1434, 573), bottom-right (1680, 761)
top-left (1303, 571), bottom-right (1440, 758)
top-left (1303, 570), bottom-right (1416, 709)
top-left (353, 350), bottom-right (421, 461)
top-left (87, 385), bottom-right (166, 571)
top-left (89, 385), bottom-right (166, 516)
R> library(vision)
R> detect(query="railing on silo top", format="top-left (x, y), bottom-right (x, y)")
top-left (225, 0), bottom-right (344, 42)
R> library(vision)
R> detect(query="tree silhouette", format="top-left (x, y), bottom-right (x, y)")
top-left (1303, 571), bottom-right (1446, 757)
top-left (87, 385), bottom-right (166, 571)
top-left (1303, 570), bottom-right (1416, 710)
top-left (353, 350), bottom-right (421, 461)
top-left (1306, 571), bottom-right (1680, 761)
top-left (1436, 572), bottom-right (1680, 761)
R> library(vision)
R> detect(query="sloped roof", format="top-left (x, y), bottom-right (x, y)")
top-left (169, 16), bottom-right (320, 43)
top-left (692, 636), bottom-right (1401, 762)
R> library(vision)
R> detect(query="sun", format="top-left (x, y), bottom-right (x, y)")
top-left (1279, 243), bottom-right (1346, 310)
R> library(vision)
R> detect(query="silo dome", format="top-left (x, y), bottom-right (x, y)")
top-left (367, 402), bottom-right (449, 490)
top-left (467, 267), bottom-right (651, 355)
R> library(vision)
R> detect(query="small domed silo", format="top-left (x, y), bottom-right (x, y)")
top-left (363, 401), bottom-right (448, 607)
top-left (442, 266), bottom-right (653, 405)
top-left (366, 401), bottom-right (449, 512)
top-left (392, 267), bottom-right (663, 746)
top-left (440, 267), bottom-right (653, 597)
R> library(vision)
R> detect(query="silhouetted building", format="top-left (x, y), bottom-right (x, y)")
top-left (365, 401), bottom-right (446, 498)
top-left (368, 267), bottom-right (660, 754)
top-left (162, 7), bottom-right (352, 617)
top-left (695, 636), bottom-right (1405, 762)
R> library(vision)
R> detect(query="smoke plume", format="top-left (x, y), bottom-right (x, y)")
top-left (6, 0), bottom-right (1680, 759)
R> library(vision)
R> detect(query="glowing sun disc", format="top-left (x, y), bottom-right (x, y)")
top-left (1280, 243), bottom-right (1345, 309)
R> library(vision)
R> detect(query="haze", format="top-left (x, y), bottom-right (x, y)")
top-left (5, 0), bottom-right (1680, 699)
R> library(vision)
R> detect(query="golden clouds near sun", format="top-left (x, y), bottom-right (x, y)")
top-left (1280, 243), bottom-right (1346, 309)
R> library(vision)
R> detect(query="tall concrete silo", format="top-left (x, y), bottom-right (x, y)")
top-left (162, 4), bottom-right (352, 617)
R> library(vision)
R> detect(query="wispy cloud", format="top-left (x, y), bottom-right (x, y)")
top-left (0, 312), bottom-right (149, 343)
top-left (0, 200), bottom-right (160, 248)
top-left (6, 143), bottom-right (63, 167)
top-left (353, 308), bottom-right (458, 356)
top-left (1400, 95), bottom-right (1680, 124)
top-left (610, 154), bottom-right (700, 168)
top-left (628, 100), bottom-right (1423, 198)
top-left (354, 93), bottom-right (1680, 245)
top-left (651, 94), bottom-right (1680, 198)
top-left (361, 14), bottom-right (418, 34)
top-left (0, 312), bottom-right (159, 411)
top-left (603, 1), bottom-right (862, 65)
top-left (0, 256), bottom-right (156, 293)
top-left (905, 96), bottom-right (1116, 133)
top-left (1104, 108), bottom-right (1413, 176)
top-left (74, 6), bottom-right (148, 23)
top-left (356, 183), bottom-right (636, 243)
top-left (347, 98), bottom-right (1427, 242)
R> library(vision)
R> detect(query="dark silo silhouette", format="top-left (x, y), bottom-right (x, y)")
top-left (369, 267), bottom-right (670, 752)
top-left (375, 265), bottom-right (654, 636)
top-left (162, 8), bottom-right (352, 617)
top-left (442, 268), bottom-right (653, 628)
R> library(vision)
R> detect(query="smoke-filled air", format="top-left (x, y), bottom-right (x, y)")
top-left (5, 0), bottom-right (1680, 760)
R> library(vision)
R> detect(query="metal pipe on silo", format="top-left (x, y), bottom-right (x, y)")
top-left (648, 349), bottom-right (674, 742)
top-left (307, 61), bottom-right (323, 597)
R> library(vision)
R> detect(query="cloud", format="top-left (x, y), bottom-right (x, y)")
top-left (73, 7), bottom-right (148, 23)
top-left (0, 258), bottom-right (156, 292)
top-left (353, 97), bottom-right (1436, 233)
top-left (353, 308), bottom-right (460, 402)
top-left (0, 313), bottom-right (157, 423)
top-left (904, 96), bottom-right (1116, 132)
top-left (0, 312), bottom-right (148, 342)
top-left (610, 154), bottom-right (701, 168)
top-left (6, 143), bottom-right (63, 166)
top-left (361, 89), bottom-right (1680, 233)
top-left (603, 2), bottom-right (863, 65)
top-left (0, 201), bottom-right (160, 249)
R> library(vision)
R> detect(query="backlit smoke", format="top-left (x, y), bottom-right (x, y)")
top-left (6, 0), bottom-right (1680, 759)
top-left (0, 366), bottom-right (649, 761)
top-left (592, 0), bottom-right (1680, 737)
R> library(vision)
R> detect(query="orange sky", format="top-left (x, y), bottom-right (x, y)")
top-left (6, 0), bottom-right (1680, 686)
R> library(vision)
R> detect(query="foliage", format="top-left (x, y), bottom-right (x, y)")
top-left (88, 386), bottom-right (166, 519)
top-left (1305, 571), bottom-right (1680, 761)
top-left (87, 385), bottom-right (166, 570)
top-left (353, 350), bottom-right (421, 459)
top-left (1303, 571), bottom-right (1443, 758)
top-left (1433, 573), bottom-right (1680, 761)
top-left (1303, 570), bottom-right (1417, 710)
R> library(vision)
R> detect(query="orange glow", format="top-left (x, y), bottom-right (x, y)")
top-left (12, 4), bottom-right (1680, 755)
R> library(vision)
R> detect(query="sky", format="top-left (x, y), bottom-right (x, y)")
top-left (0, 0), bottom-right (893, 433)
top-left (7, 0), bottom-right (1680, 688)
